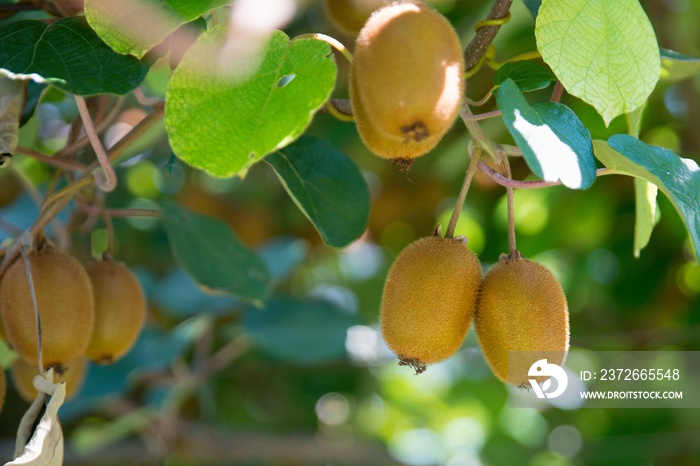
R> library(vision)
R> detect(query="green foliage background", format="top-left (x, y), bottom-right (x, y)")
top-left (0, 0), bottom-right (699, 465)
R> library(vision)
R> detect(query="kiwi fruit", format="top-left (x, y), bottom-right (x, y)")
top-left (323, 0), bottom-right (387, 35)
top-left (0, 246), bottom-right (95, 370)
top-left (475, 253), bottom-right (569, 386)
top-left (350, 0), bottom-right (464, 167)
top-left (11, 357), bottom-right (86, 403)
top-left (84, 256), bottom-right (147, 364)
top-left (380, 235), bottom-right (482, 373)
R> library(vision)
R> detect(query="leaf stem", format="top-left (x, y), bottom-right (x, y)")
top-left (478, 161), bottom-right (619, 188)
top-left (461, 109), bottom-right (502, 121)
top-left (15, 146), bottom-right (86, 171)
top-left (500, 158), bottom-right (517, 255)
top-left (294, 33), bottom-right (353, 64)
top-left (75, 95), bottom-right (117, 192)
top-left (445, 147), bottom-right (482, 239)
top-left (550, 81), bottom-right (564, 102)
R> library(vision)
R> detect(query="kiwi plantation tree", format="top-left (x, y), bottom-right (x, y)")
top-left (0, 0), bottom-right (698, 463)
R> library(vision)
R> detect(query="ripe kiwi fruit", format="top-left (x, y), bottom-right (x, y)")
top-left (84, 255), bottom-right (147, 364)
top-left (0, 246), bottom-right (95, 370)
top-left (11, 357), bottom-right (86, 403)
top-left (380, 235), bottom-right (482, 373)
top-left (475, 252), bottom-right (569, 386)
top-left (323, 0), bottom-right (387, 35)
top-left (350, 0), bottom-right (464, 168)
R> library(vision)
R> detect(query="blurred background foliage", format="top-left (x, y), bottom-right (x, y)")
top-left (1, 0), bottom-right (700, 465)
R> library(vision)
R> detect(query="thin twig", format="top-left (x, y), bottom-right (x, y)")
top-left (463, 0), bottom-right (514, 72)
top-left (445, 147), bottom-right (482, 239)
top-left (550, 81), bottom-right (564, 102)
top-left (15, 146), bottom-right (86, 172)
top-left (500, 157), bottom-right (517, 255)
top-left (461, 109), bottom-right (502, 121)
top-left (75, 95), bottom-right (117, 192)
top-left (478, 161), bottom-right (618, 188)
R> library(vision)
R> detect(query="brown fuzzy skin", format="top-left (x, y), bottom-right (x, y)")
top-left (380, 236), bottom-right (482, 372)
top-left (350, 0), bottom-right (464, 160)
top-left (0, 247), bottom-right (95, 368)
top-left (0, 248), bottom-right (95, 370)
top-left (324, 0), bottom-right (387, 35)
top-left (475, 256), bottom-right (570, 386)
top-left (84, 258), bottom-right (147, 364)
top-left (11, 357), bottom-right (86, 403)
top-left (0, 369), bottom-right (5, 415)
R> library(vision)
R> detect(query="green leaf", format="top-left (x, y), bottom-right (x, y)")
top-left (496, 79), bottom-right (596, 189)
top-left (267, 136), bottom-right (370, 248)
top-left (535, 0), bottom-right (660, 125)
top-left (161, 202), bottom-right (271, 302)
top-left (244, 298), bottom-right (359, 363)
top-left (84, 0), bottom-right (227, 58)
top-left (633, 179), bottom-right (659, 258)
top-left (593, 137), bottom-right (700, 262)
top-left (165, 28), bottom-right (337, 178)
top-left (0, 17), bottom-right (147, 96)
top-left (660, 48), bottom-right (700, 82)
top-left (494, 61), bottom-right (556, 92)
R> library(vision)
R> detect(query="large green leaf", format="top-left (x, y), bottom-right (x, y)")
top-left (660, 48), bottom-right (700, 82)
top-left (84, 0), bottom-right (227, 58)
top-left (0, 17), bottom-right (147, 95)
top-left (244, 298), bottom-right (359, 363)
top-left (496, 79), bottom-right (596, 189)
top-left (593, 138), bottom-right (700, 262)
top-left (165, 28), bottom-right (337, 178)
top-left (535, 0), bottom-right (660, 125)
top-left (161, 202), bottom-right (271, 302)
top-left (267, 136), bottom-right (370, 248)
top-left (494, 61), bottom-right (556, 92)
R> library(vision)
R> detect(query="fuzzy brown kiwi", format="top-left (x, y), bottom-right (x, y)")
top-left (475, 253), bottom-right (569, 386)
top-left (0, 246), bottom-right (95, 370)
top-left (84, 256), bottom-right (147, 364)
top-left (11, 357), bottom-right (86, 403)
top-left (350, 0), bottom-right (464, 163)
top-left (380, 235), bottom-right (481, 373)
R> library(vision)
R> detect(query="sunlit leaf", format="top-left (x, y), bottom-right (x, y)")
top-left (165, 28), bottom-right (337, 178)
top-left (633, 179), bottom-right (659, 258)
top-left (536, 0), bottom-right (660, 125)
top-left (497, 79), bottom-right (596, 189)
top-left (84, 0), bottom-right (226, 58)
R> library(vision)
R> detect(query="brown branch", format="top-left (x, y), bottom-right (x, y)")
top-left (463, 0), bottom-right (514, 72)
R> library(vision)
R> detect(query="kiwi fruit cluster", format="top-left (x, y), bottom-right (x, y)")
top-left (349, 0), bottom-right (464, 168)
top-left (0, 245), bottom-right (147, 404)
top-left (380, 237), bottom-right (569, 382)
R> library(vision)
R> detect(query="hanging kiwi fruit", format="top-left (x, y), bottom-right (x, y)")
top-left (11, 357), bottom-right (87, 403)
top-left (475, 252), bottom-right (570, 386)
top-left (350, 0), bottom-right (464, 168)
top-left (0, 244), bottom-right (95, 371)
top-left (380, 234), bottom-right (482, 373)
top-left (84, 255), bottom-right (147, 364)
